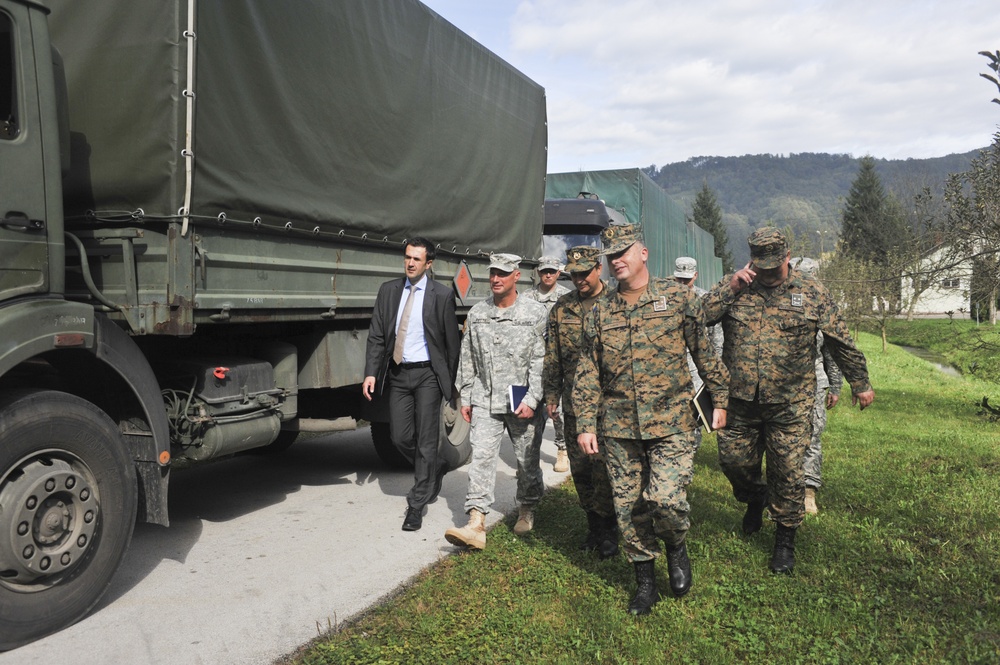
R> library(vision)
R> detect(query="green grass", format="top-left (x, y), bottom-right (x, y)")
top-left (882, 319), bottom-right (1000, 385)
top-left (286, 331), bottom-right (1000, 665)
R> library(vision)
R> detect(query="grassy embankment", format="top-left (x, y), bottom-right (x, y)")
top-left (288, 329), bottom-right (1000, 664)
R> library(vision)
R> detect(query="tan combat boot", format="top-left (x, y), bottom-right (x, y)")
top-left (513, 505), bottom-right (535, 535)
top-left (804, 487), bottom-right (819, 515)
top-left (553, 449), bottom-right (569, 473)
top-left (444, 509), bottom-right (486, 550)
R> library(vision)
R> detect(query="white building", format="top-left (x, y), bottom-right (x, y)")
top-left (901, 245), bottom-right (972, 318)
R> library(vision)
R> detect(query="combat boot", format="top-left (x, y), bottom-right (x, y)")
top-left (804, 487), bottom-right (819, 515)
top-left (513, 504), bottom-right (535, 536)
top-left (597, 514), bottom-right (619, 560)
top-left (665, 541), bottom-right (692, 597)
top-left (742, 491), bottom-right (768, 535)
top-left (581, 511), bottom-right (602, 551)
top-left (553, 449), bottom-right (569, 472)
top-left (444, 509), bottom-right (486, 550)
top-left (627, 560), bottom-right (660, 615)
top-left (770, 524), bottom-right (796, 574)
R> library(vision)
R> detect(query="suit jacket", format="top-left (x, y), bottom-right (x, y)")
top-left (364, 276), bottom-right (460, 399)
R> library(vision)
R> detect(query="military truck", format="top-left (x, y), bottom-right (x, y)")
top-left (546, 169), bottom-right (724, 287)
top-left (0, 0), bottom-right (547, 648)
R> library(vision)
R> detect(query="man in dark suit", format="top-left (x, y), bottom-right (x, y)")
top-left (363, 237), bottom-right (461, 531)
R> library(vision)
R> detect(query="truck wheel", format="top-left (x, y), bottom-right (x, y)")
top-left (370, 422), bottom-right (411, 469)
top-left (0, 389), bottom-right (138, 651)
top-left (370, 398), bottom-right (472, 471)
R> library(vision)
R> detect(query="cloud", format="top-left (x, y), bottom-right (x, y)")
top-left (425, 0), bottom-right (1000, 172)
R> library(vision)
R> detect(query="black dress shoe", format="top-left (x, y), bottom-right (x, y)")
top-left (402, 507), bottom-right (422, 531)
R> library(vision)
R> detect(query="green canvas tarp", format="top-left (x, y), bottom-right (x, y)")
top-left (546, 169), bottom-right (724, 287)
top-left (44, 0), bottom-right (547, 259)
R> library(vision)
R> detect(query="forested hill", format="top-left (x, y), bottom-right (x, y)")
top-left (647, 150), bottom-right (982, 268)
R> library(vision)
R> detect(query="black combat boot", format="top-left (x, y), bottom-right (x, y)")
top-left (627, 560), bottom-right (660, 615)
top-left (597, 514), bottom-right (619, 560)
top-left (665, 541), bottom-right (692, 597)
top-left (770, 524), bottom-right (796, 574)
top-left (580, 511), bottom-right (602, 551)
top-left (742, 491), bottom-right (768, 535)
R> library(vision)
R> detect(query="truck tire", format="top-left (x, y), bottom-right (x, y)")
top-left (0, 389), bottom-right (138, 651)
top-left (370, 398), bottom-right (472, 471)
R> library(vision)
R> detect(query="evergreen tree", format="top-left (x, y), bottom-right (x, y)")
top-left (840, 156), bottom-right (908, 263)
top-left (689, 181), bottom-right (734, 272)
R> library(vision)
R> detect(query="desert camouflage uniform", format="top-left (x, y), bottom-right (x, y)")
top-left (805, 332), bottom-right (843, 489)
top-left (574, 278), bottom-right (730, 562)
top-left (542, 281), bottom-right (614, 519)
top-left (458, 293), bottom-right (548, 515)
top-left (702, 268), bottom-right (871, 528)
top-left (527, 282), bottom-right (571, 451)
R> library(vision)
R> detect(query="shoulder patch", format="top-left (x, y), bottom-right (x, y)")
top-left (790, 294), bottom-right (803, 308)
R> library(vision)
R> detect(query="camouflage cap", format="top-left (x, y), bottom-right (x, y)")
top-left (673, 256), bottom-right (697, 279)
top-left (537, 255), bottom-right (565, 272)
top-left (601, 223), bottom-right (640, 255)
top-left (565, 245), bottom-right (601, 273)
top-left (488, 252), bottom-right (521, 273)
top-left (748, 227), bottom-right (789, 269)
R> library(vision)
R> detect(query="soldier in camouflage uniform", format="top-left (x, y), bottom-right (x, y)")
top-left (526, 255), bottom-right (572, 472)
top-left (674, 256), bottom-right (725, 449)
top-left (542, 246), bottom-right (618, 558)
top-left (702, 228), bottom-right (874, 574)
top-left (575, 224), bottom-right (730, 615)
top-left (791, 257), bottom-right (843, 515)
top-left (444, 253), bottom-right (548, 551)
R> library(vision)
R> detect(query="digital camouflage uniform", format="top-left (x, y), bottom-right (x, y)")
top-left (574, 278), bottom-right (730, 562)
top-left (702, 269), bottom-right (871, 529)
top-left (542, 280), bottom-right (614, 519)
top-left (526, 281), bottom-right (571, 452)
top-left (685, 285), bottom-right (724, 394)
top-left (806, 332), bottom-right (843, 489)
top-left (458, 292), bottom-right (548, 516)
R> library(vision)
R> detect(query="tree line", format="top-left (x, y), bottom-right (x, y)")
top-left (671, 50), bottom-right (1000, 346)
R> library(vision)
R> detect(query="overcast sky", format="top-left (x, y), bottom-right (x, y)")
top-left (421, 0), bottom-right (1000, 175)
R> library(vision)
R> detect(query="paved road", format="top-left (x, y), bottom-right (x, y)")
top-left (2, 424), bottom-right (569, 664)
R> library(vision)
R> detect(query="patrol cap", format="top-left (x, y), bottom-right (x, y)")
top-left (601, 223), bottom-right (640, 255)
top-left (488, 252), bottom-right (521, 273)
top-left (748, 227), bottom-right (789, 269)
top-left (565, 245), bottom-right (601, 273)
top-left (791, 256), bottom-right (819, 277)
top-left (673, 256), bottom-right (698, 279)
top-left (537, 255), bottom-right (565, 272)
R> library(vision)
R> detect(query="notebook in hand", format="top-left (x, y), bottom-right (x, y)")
top-left (692, 384), bottom-right (715, 432)
top-left (509, 384), bottom-right (529, 412)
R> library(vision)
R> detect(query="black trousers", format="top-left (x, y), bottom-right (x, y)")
top-left (388, 364), bottom-right (443, 509)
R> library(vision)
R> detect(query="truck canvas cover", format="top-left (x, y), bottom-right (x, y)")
top-left (546, 169), bottom-right (724, 286)
top-left (43, 0), bottom-right (546, 258)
